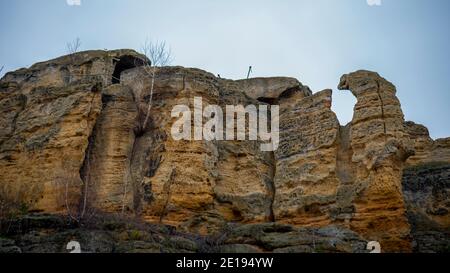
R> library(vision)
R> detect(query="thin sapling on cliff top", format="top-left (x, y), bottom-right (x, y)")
top-left (138, 39), bottom-right (173, 134)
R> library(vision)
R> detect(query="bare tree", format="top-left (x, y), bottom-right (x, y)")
top-left (54, 155), bottom-right (97, 223)
top-left (119, 40), bottom-right (172, 215)
top-left (67, 37), bottom-right (82, 55)
top-left (139, 39), bottom-right (172, 133)
top-left (0, 66), bottom-right (4, 74)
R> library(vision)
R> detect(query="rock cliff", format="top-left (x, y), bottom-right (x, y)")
top-left (402, 122), bottom-right (450, 252)
top-left (0, 50), bottom-right (448, 253)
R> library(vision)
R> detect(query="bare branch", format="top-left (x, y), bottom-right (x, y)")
top-left (141, 39), bottom-right (172, 67)
top-left (138, 39), bottom-right (173, 133)
top-left (67, 37), bottom-right (82, 55)
top-left (55, 153), bottom-right (98, 224)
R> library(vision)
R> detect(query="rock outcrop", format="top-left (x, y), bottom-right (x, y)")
top-left (1, 50), bottom-right (449, 253)
top-left (273, 71), bottom-right (415, 252)
top-left (337, 71), bottom-right (414, 252)
top-left (0, 213), bottom-right (368, 253)
top-left (0, 50), bottom-right (148, 214)
top-left (402, 122), bottom-right (450, 252)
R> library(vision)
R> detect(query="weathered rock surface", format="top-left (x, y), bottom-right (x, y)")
top-left (0, 214), bottom-right (368, 253)
top-left (0, 50), bottom-right (148, 214)
top-left (1, 50), bottom-right (449, 253)
top-left (337, 71), bottom-right (414, 252)
top-left (235, 77), bottom-right (305, 100)
top-left (223, 223), bottom-right (367, 253)
top-left (273, 89), bottom-right (340, 228)
top-left (274, 71), bottom-right (415, 252)
top-left (86, 84), bottom-right (138, 212)
top-left (403, 121), bottom-right (450, 252)
top-left (119, 67), bottom-right (276, 233)
top-left (405, 121), bottom-right (450, 165)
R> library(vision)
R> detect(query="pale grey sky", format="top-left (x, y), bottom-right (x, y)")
top-left (0, 0), bottom-right (449, 138)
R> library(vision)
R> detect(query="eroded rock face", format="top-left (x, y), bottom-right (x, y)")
top-left (272, 71), bottom-right (415, 252)
top-left (0, 50), bottom-right (148, 213)
top-left (119, 67), bottom-right (276, 234)
top-left (273, 89), bottom-right (340, 227)
top-left (1, 51), bottom-right (449, 252)
top-left (337, 70), bottom-right (414, 252)
top-left (85, 84), bottom-right (138, 213)
top-left (235, 77), bottom-right (304, 100)
top-left (0, 81), bottom-right (102, 212)
top-left (405, 122), bottom-right (450, 165)
top-left (403, 122), bottom-right (450, 252)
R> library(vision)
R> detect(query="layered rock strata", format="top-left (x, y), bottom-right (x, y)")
top-left (1, 50), bottom-right (449, 252)
top-left (402, 122), bottom-right (450, 252)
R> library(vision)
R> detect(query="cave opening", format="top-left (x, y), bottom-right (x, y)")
top-left (112, 55), bottom-right (147, 84)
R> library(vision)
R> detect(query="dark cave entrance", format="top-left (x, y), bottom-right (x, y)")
top-left (112, 55), bottom-right (147, 84)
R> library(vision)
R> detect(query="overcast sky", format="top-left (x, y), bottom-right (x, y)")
top-left (0, 0), bottom-right (449, 138)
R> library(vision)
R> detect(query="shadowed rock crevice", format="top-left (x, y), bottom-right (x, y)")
top-left (330, 124), bottom-right (358, 224)
top-left (159, 168), bottom-right (176, 223)
top-left (78, 122), bottom-right (98, 214)
top-left (112, 55), bottom-right (148, 84)
top-left (267, 151), bottom-right (276, 223)
top-left (335, 124), bottom-right (355, 185)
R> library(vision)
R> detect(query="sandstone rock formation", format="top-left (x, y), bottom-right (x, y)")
top-left (1, 50), bottom-right (449, 253)
top-left (0, 50), bottom-right (148, 214)
top-left (273, 71), bottom-right (415, 252)
top-left (403, 122), bottom-right (450, 252)
top-left (337, 71), bottom-right (414, 252)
